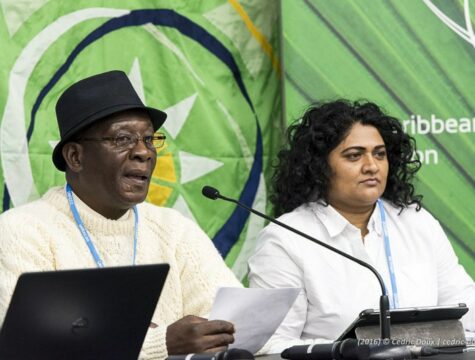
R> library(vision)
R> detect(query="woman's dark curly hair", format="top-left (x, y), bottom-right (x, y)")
top-left (271, 99), bottom-right (422, 216)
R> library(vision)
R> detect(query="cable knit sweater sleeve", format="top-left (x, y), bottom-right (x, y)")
top-left (136, 204), bottom-right (243, 360)
top-left (0, 203), bottom-right (56, 323)
top-left (0, 193), bottom-right (242, 360)
top-left (175, 216), bottom-right (242, 316)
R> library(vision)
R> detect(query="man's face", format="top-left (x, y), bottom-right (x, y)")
top-left (77, 110), bottom-right (157, 214)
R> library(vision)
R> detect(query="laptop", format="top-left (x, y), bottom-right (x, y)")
top-left (0, 263), bottom-right (169, 360)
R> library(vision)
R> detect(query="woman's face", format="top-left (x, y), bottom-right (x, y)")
top-left (327, 123), bottom-right (388, 211)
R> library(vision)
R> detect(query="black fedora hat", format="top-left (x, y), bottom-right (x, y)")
top-left (52, 70), bottom-right (167, 171)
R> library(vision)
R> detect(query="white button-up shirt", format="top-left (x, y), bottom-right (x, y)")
top-left (248, 200), bottom-right (475, 353)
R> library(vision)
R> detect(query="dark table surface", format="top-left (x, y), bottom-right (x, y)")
top-left (256, 349), bottom-right (475, 360)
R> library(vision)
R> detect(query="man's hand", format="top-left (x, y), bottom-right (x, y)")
top-left (166, 315), bottom-right (235, 355)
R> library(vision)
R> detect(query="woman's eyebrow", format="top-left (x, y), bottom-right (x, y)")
top-left (341, 146), bottom-right (365, 153)
top-left (341, 144), bottom-right (386, 154)
top-left (341, 144), bottom-right (386, 153)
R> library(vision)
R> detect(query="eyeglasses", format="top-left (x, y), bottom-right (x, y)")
top-left (76, 132), bottom-right (166, 150)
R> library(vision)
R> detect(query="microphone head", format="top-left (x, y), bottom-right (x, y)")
top-left (340, 339), bottom-right (366, 360)
top-left (202, 186), bottom-right (220, 200)
top-left (223, 348), bottom-right (254, 360)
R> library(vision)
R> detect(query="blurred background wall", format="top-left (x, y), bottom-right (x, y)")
top-left (0, 0), bottom-right (473, 279)
top-left (282, 0), bottom-right (475, 278)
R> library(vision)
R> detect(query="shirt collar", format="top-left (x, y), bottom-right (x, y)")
top-left (368, 203), bottom-right (383, 237)
top-left (310, 202), bottom-right (352, 238)
top-left (310, 201), bottom-right (383, 238)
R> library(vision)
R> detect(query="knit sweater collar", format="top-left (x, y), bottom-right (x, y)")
top-left (43, 186), bottom-right (135, 236)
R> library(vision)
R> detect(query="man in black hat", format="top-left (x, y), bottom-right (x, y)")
top-left (0, 71), bottom-right (241, 359)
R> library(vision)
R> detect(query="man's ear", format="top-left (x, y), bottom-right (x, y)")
top-left (62, 142), bottom-right (84, 173)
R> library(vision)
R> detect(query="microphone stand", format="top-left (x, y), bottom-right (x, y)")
top-left (202, 186), bottom-right (391, 340)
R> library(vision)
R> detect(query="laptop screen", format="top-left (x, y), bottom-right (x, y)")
top-left (0, 263), bottom-right (169, 360)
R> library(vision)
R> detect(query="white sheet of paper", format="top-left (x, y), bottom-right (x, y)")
top-left (209, 287), bottom-right (300, 354)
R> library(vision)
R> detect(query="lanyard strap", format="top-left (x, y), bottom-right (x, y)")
top-left (66, 184), bottom-right (138, 267)
top-left (377, 199), bottom-right (399, 309)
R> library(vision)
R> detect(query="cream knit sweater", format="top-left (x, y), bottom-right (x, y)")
top-left (0, 186), bottom-right (241, 359)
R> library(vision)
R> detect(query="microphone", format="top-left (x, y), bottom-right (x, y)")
top-left (201, 185), bottom-right (391, 340)
top-left (280, 342), bottom-right (343, 360)
top-left (166, 348), bottom-right (254, 360)
top-left (281, 339), bottom-right (442, 360)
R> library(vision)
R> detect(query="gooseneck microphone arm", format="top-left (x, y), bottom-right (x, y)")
top-left (202, 186), bottom-right (391, 340)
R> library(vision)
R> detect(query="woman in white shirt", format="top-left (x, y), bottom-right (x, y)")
top-left (248, 100), bottom-right (475, 353)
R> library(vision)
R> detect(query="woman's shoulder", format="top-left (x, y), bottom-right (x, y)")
top-left (382, 199), bottom-right (438, 225)
top-left (257, 202), bottom-right (324, 246)
top-left (274, 202), bottom-right (319, 226)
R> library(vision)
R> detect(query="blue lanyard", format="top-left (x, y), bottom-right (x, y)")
top-left (66, 184), bottom-right (138, 267)
top-left (377, 199), bottom-right (399, 309)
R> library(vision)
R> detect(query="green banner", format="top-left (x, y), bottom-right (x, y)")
top-left (0, 0), bottom-right (282, 280)
top-left (282, 0), bottom-right (475, 278)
